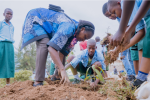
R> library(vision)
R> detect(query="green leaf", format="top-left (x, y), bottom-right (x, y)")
top-left (85, 66), bottom-right (92, 79)
top-left (84, 76), bottom-right (91, 81)
top-left (92, 65), bottom-right (105, 83)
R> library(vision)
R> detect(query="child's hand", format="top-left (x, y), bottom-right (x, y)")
top-left (90, 82), bottom-right (97, 88)
top-left (122, 30), bottom-right (132, 46)
top-left (93, 62), bottom-right (101, 67)
top-left (110, 30), bottom-right (124, 47)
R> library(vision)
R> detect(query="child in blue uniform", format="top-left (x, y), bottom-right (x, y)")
top-left (107, 0), bottom-right (150, 88)
top-left (0, 8), bottom-right (14, 85)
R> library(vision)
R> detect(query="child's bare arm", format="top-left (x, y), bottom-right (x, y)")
top-left (106, 29), bottom-right (144, 64)
top-left (123, 1), bottom-right (150, 45)
top-left (110, 1), bottom-right (135, 47)
top-left (123, 29), bottom-right (145, 51)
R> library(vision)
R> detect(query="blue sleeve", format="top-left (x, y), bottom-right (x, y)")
top-left (128, 19), bottom-right (145, 32)
top-left (70, 51), bottom-right (83, 68)
top-left (97, 52), bottom-right (106, 70)
top-left (135, 19), bottom-right (145, 32)
top-left (47, 22), bottom-right (75, 51)
top-left (127, 0), bottom-right (145, 32)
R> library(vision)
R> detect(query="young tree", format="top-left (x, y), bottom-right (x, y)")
top-left (15, 40), bottom-right (52, 72)
top-left (15, 40), bottom-right (36, 72)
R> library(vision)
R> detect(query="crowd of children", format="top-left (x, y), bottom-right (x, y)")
top-left (0, 0), bottom-right (150, 91)
top-left (103, 0), bottom-right (150, 89)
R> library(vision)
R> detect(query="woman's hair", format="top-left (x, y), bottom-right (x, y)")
top-left (76, 20), bottom-right (95, 35)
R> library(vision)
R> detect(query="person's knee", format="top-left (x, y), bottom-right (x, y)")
top-left (67, 55), bottom-right (75, 63)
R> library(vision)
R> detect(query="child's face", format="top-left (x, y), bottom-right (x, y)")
top-left (76, 27), bottom-right (93, 41)
top-left (87, 44), bottom-right (96, 57)
top-left (3, 10), bottom-right (13, 21)
top-left (105, 11), bottom-right (117, 20)
top-left (108, 2), bottom-right (122, 18)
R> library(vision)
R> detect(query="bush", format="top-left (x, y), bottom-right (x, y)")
top-left (14, 70), bottom-right (32, 81)
top-left (0, 79), bottom-right (6, 88)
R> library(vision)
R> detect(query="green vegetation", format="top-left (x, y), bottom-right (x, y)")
top-left (15, 39), bottom-right (51, 72)
top-left (14, 70), bottom-right (32, 81)
top-left (0, 70), bottom-right (32, 88)
top-left (84, 65), bottom-right (105, 83)
top-left (99, 78), bottom-right (136, 100)
top-left (15, 40), bottom-right (36, 72)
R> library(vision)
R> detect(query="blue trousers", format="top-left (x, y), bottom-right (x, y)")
top-left (120, 49), bottom-right (134, 75)
top-left (128, 49), bottom-right (136, 75)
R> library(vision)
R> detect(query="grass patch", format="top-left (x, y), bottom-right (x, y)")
top-left (98, 78), bottom-right (136, 100)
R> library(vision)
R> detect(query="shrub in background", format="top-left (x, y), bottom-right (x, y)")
top-left (14, 70), bottom-right (32, 81)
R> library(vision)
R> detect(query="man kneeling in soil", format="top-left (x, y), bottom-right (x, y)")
top-left (65, 39), bottom-right (106, 88)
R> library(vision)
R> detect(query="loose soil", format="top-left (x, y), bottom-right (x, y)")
top-left (0, 77), bottom-right (136, 100)
top-left (105, 45), bottom-right (125, 66)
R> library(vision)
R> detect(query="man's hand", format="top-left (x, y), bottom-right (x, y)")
top-left (110, 30), bottom-right (124, 47)
top-left (60, 69), bottom-right (70, 85)
top-left (90, 82), bottom-right (97, 88)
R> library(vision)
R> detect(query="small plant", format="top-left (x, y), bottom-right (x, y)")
top-left (84, 65), bottom-right (105, 83)
top-left (14, 70), bottom-right (32, 81)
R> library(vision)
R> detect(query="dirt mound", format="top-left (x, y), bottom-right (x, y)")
top-left (0, 78), bottom-right (136, 100)
top-left (0, 80), bottom-right (107, 100)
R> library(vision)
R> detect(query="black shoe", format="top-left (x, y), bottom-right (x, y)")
top-left (72, 78), bottom-right (81, 84)
top-left (33, 82), bottom-right (43, 87)
top-left (126, 75), bottom-right (135, 81)
top-left (130, 78), bottom-right (145, 90)
top-left (51, 75), bottom-right (60, 81)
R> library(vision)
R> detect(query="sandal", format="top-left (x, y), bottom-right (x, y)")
top-left (33, 82), bottom-right (43, 87)
top-left (51, 75), bottom-right (60, 81)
